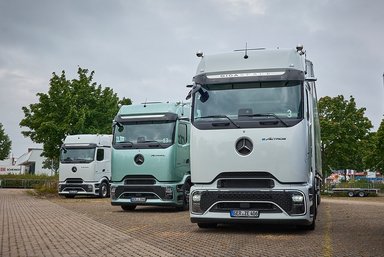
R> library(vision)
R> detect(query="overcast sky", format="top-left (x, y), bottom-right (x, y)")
top-left (1, 0), bottom-right (383, 158)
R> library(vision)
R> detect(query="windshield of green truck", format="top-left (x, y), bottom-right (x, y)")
top-left (113, 120), bottom-right (176, 148)
top-left (192, 81), bottom-right (303, 129)
top-left (60, 148), bottom-right (96, 163)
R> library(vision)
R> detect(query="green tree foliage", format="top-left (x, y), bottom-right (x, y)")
top-left (318, 95), bottom-right (373, 176)
top-left (367, 119), bottom-right (384, 172)
top-left (20, 67), bottom-right (131, 165)
top-left (0, 123), bottom-right (12, 160)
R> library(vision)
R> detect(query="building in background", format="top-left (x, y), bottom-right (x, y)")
top-left (15, 148), bottom-right (52, 176)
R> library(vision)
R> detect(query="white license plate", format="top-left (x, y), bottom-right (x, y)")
top-left (230, 210), bottom-right (259, 218)
top-left (69, 190), bottom-right (77, 194)
top-left (131, 197), bottom-right (146, 203)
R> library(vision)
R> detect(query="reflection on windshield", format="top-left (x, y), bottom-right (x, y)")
top-left (113, 121), bottom-right (175, 147)
top-left (193, 81), bottom-right (302, 123)
top-left (60, 148), bottom-right (95, 163)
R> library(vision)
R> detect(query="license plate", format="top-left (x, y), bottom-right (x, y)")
top-left (230, 210), bottom-right (259, 218)
top-left (69, 190), bottom-right (77, 194)
top-left (131, 197), bottom-right (146, 203)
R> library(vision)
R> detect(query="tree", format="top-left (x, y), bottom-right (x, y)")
top-left (318, 95), bottom-right (373, 178)
top-left (0, 123), bottom-right (12, 160)
top-left (20, 67), bottom-right (131, 168)
top-left (369, 119), bottom-right (384, 172)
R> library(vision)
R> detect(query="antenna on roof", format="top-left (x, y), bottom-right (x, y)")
top-left (234, 44), bottom-right (265, 58)
top-left (143, 98), bottom-right (147, 107)
top-left (244, 42), bottom-right (249, 59)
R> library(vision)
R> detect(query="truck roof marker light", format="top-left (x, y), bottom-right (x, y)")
top-left (120, 114), bottom-right (166, 119)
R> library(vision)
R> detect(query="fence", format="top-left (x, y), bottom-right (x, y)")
top-left (0, 179), bottom-right (58, 189)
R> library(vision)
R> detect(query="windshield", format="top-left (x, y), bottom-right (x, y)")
top-left (60, 148), bottom-right (96, 163)
top-left (113, 120), bottom-right (176, 148)
top-left (192, 81), bottom-right (303, 129)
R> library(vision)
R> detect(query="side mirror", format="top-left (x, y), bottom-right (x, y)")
top-left (185, 84), bottom-right (202, 100)
top-left (113, 121), bottom-right (124, 132)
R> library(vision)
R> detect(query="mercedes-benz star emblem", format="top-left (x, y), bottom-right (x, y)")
top-left (235, 137), bottom-right (253, 156)
top-left (72, 166), bottom-right (77, 173)
top-left (134, 154), bottom-right (145, 165)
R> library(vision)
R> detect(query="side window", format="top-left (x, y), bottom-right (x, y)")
top-left (96, 149), bottom-right (104, 161)
top-left (178, 124), bottom-right (187, 145)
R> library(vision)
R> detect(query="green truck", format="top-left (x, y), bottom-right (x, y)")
top-left (110, 102), bottom-right (191, 211)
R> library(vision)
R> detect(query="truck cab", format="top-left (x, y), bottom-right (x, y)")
top-left (58, 134), bottom-right (112, 198)
top-left (110, 102), bottom-right (192, 211)
top-left (188, 46), bottom-right (322, 229)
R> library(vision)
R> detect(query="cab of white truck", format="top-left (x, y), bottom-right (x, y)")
top-left (187, 46), bottom-right (322, 230)
top-left (58, 134), bottom-right (112, 198)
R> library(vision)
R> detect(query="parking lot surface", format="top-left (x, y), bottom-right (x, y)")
top-left (1, 189), bottom-right (383, 256)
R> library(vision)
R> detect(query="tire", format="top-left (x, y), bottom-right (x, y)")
top-left (197, 223), bottom-right (217, 229)
top-left (64, 195), bottom-right (75, 199)
top-left (358, 191), bottom-right (365, 197)
top-left (348, 191), bottom-right (354, 197)
top-left (176, 181), bottom-right (191, 211)
top-left (99, 181), bottom-right (109, 198)
top-left (121, 205), bottom-right (136, 211)
top-left (298, 218), bottom-right (316, 231)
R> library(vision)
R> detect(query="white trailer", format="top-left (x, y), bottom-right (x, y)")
top-left (187, 45), bottom-right (322, 230)
top-left (58, 134), bottom-right (112, 198)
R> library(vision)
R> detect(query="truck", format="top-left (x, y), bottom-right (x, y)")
top-left (187, 45), bottom-right (322, 230)
top-left (110, 102), bottom-right (192, 211)
top-left (58, 134), bottom-right (112, 198)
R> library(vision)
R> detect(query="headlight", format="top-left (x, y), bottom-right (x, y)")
top-left (191, 191), bottom-right (203, 214)
top-left (192, 191), bottom-right (201, 202)
top-left (292, 194), bottom-right (304, 203)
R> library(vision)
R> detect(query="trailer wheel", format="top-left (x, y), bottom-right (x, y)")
top-left (121, 205), bottom-right (136, 211)
top-left (99, 181), bottom-right (109, 198)
top-left (358, 191), bottom-right (366, 197)
top-left (197, 223), bottom-right (217, 229)
top-left (348, 191), bottom-right (354, 197)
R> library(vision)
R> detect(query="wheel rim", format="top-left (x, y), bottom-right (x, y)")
top-left (101, 184), bottom-right (107, 197)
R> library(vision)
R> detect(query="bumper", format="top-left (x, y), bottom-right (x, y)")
top-left (189, 185), bottom-right (314, 225)
top-left (58, 182), bottom-right (98, 196)
top-left (110, 183), bottom-right (184, 207)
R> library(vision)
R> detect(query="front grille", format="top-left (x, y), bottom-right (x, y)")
top-left (60, 184), bottom-right (89, 192)
top-left (211, 202), bottom-right (281, 213)
top-left (124, 179), bottom-right (156, 185)
top-left (200, 191), bottom-right (294, 214)
top-left (115, 186), bottom-right (166, 199)
top-left (65, 178), bottom-right (83, 184)
top-left (123, 175), bottom-right (157, 185)
top-left (217, 179), bottom-right (274, 189)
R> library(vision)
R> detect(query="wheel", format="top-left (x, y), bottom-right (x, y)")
top-left (99, 181), bottom-right (109, 198)
top-left (197, 223), bottom-right (217, 229)
top-left (348, 191), bottom-right (354, 197)
top-left (298, 218), bottom-right (316, 231)
top-left (176, 181), bottom-right (191, 211)
top-left (358, 191), bottom-right (366, 197)
top-left (64, 195), bottom-right (75, 199)
top-left (121, 205), bottom-right (136, 211)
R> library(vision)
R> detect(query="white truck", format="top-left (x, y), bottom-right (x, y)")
top-left (58, 134), bottom-right (112, 198)
top-left (187, 45), bottom-right (322, 230)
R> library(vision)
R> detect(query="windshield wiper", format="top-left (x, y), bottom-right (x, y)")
top-left (240, 113), bottom-right (289, 127)
top-left (198, 115), bottom-right (240, 128)
top-left (139, 140), bottom-right (161, 147)
top-left (116, 141), bottom-right (134, 148)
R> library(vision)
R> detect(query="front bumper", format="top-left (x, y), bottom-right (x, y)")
top-left (58, 182), bottom-right (98, 196)
top-left (110, 183), bottom-right (184, 207)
